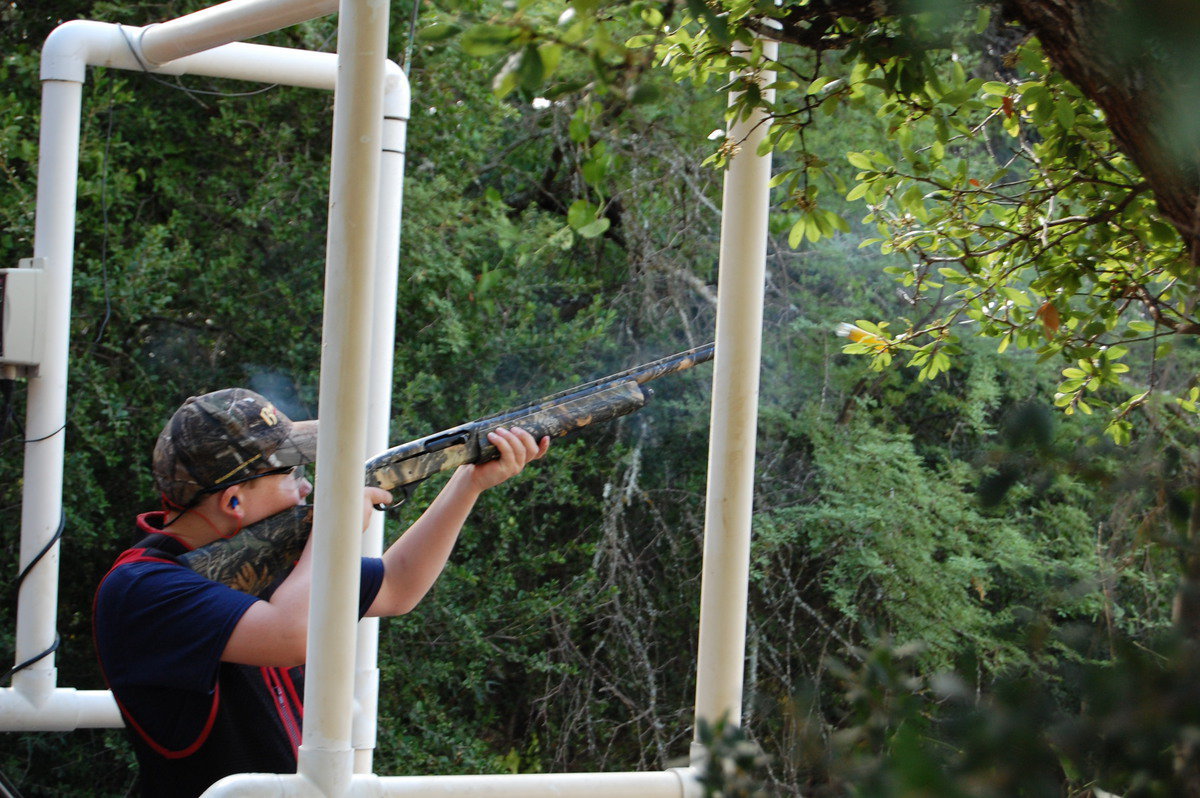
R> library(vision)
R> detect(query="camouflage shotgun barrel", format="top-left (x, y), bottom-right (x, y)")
top-left (364, 341), bottom-right (715, 496)
top-left (184, 342), bottom-right (715, 590)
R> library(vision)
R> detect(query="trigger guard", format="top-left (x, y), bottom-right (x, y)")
top-left (372, 480), bottom-right (420, 513)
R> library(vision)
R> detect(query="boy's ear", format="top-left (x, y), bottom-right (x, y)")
top-left (218, 486), bottom-right (245, 519)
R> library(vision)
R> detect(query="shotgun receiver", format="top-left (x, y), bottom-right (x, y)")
top-left (183, 342), bottom-right (714, 592)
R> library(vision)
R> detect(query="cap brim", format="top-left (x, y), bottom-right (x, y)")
top-left (271, 418), bottom-right (319, 467)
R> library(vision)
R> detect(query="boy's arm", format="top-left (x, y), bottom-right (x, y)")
top-left (221, 534), bottom-right (315, 666)
top-left (367, 426), bottom-right (548, 617)
top-left (220, 487), bottom-right (384, 667)
top-left (219, 427), bottom-right (545, 663)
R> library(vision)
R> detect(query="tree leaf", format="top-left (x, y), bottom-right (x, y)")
top-left (576, 217), bottom-right (610, 238)
top-left (461, 24), bottom-right (521, 56)
top-left (568, 199), bottom-right (599, 230)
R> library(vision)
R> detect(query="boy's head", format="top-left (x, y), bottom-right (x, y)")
top-left (153, 388), bottom-right (317, 509)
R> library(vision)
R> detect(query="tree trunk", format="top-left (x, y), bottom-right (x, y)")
top-left (1001, 0), bottom-right (1200, 259)
top-left (771, 1), bottom-right (1200, 257)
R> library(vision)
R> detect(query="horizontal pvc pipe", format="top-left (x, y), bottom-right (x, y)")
top-left (370, 769), bottom-right (701, 797)
top-left (0, 688), bottom-right (120, 730)
top-left (138, 0), bottom-right (339, 66)
top-left (203, 770), bottom-right (702, 798)
top-left (42, 19), bottom-right (336, 85)
top-left (42, 20), bottom-right (408, 101)
top-left (202, 773), bottom-right (323, 798)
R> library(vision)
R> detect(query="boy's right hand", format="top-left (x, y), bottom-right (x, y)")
top-left (363, 486), bottom-right (393, 529)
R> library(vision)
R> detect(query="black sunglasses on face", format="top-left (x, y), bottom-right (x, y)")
top-left (165, 465), bottom-right (308, 526)
top-left (195, 465), bottom-right (306, 499)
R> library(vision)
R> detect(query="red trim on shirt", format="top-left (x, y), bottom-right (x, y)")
top-left (281, 668), bottom-right (304, 720)
top-left (261, 667), bottom-right (302, 756)
top-left (94, 549), bottom-right (222, 758)
top-left (116, 683), bottom-right (222, 759)
top-left (135, 512), bottom-right (197, 550)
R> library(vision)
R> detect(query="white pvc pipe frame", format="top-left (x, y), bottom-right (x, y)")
top-left (2, 0), bottom-right (409, 757)
top-left (0, 0), bottom-right (776, 795)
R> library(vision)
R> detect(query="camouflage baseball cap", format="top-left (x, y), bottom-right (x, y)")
top-left (153, 388), bottom-right (318, 507)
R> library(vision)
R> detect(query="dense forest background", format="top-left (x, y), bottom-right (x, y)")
top-left (3, 0), bottom-right (1200, 795)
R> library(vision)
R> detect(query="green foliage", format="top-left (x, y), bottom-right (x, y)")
top-left (739, 630), bottom-right (1200, 797)
top-left (696, 716), bottom-right (771, 798)
top-left (449, 0), bottom-right (1200, 440)
top-left (758, 421), bottom-right (1102, 669)
top-left (837, 36), bottom-right (1187, 438)
top-left (1, 1), bottom-right (1195, 796)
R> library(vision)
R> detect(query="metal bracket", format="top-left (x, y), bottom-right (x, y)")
top-left (0, 257), bottom-right (47, 378)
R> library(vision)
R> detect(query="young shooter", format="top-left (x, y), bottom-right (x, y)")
top-left (93, 388), bottom-right (548, 797)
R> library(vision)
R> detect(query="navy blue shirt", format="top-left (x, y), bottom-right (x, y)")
top-left (94, 512), bottom-right (385, 797)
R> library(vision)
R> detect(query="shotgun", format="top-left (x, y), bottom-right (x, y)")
top-left (364, 341), bottom-right (714, 499)
top-left (182, 342), bottom-right (714, 593)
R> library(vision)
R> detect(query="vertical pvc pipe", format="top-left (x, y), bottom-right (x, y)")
top-left (353, 77), bottom-right (410, 774)
top-left (691, 37), bottom-right (777, 760)
top-left (298, 0), bottom-right (389, 795)
top-left (12, 78), bottom-right (84, 709)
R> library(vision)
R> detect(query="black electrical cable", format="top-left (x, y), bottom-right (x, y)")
top-left (0, 379), bottom-right (50, 688)
top-left (0, 280), bottom-right (71, 682)
top-left (402, 0), bottom-right (421, 74)
top-left (20, 425), bottom-right (66, 444)
top-left (116, 23), bottom-right (280, 99)
top-left (14, 510), bottom-right (65, 588)
top-left (2, 510), bottom-right (65, 685)
top-left (0, 635), bottom-right (61, 687)
top-left (93, 67), bottom-right (117, 344)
